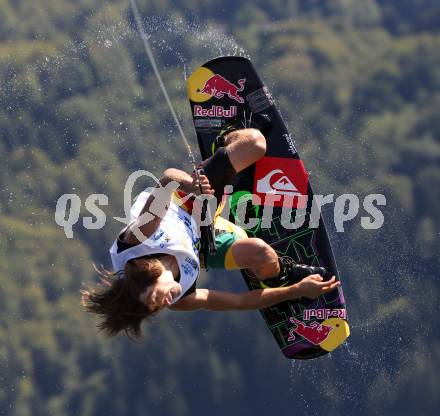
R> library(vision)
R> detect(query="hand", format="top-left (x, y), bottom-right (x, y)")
top-left (294, 275), bottom-right (340, 299)
top-left (191, 172), bottom-right (214, 195)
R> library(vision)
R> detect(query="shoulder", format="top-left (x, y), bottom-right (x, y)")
top-left (119, 228), bottom-right (141, 247)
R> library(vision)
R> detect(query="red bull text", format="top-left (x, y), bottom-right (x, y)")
top-left (303, 308), bottom-right (346, 321)
top-left (193, 105), bottom-right (237, 118)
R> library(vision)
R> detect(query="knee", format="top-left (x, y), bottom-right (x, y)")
top-left (248, 129), bottom-right (266, 158)
top-left (249, 238), bottom-right (275, 265)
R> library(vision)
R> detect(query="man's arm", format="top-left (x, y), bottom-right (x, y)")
top-left (123, 168), bottom-right (212, 245)
top-left (170, 275), bottom-right (340, 312)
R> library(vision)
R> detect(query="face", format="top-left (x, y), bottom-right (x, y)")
top-left (139, 270), bottom-right (182, 311)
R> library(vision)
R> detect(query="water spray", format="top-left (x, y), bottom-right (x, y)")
top-left (128, 0), bottom-right (216, 253)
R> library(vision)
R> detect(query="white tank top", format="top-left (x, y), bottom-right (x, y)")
top-left (109, 191), bottom-right (200, 304)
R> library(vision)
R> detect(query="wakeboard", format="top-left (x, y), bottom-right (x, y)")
top-left (187, 56), bottom-right (349, 359)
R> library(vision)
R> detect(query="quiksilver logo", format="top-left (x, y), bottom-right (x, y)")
top-left (256, 169), bottom-right (301, 196)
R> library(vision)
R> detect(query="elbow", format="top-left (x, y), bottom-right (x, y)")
top-left (160, 168), bottom-right (176, 186)
top-left (159, 169), bottom-right (181, 191)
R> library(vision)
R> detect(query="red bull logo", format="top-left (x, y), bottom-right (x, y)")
top-left (288, 317), bottom-right (333, 345)
top-left (199, 74), bottom-right (246, 103)
top-left (287, 317), bottom-right (350, 352)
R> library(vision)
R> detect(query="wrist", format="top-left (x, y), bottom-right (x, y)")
top-left (288, 283), bottom-right (303, 299)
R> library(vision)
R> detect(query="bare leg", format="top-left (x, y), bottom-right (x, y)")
top-left (223, 128), bottom-right (266, 172)
top-left (201, 128), bottom-right (266, 174)
top-left (230, 238), bottom-right (280, 279)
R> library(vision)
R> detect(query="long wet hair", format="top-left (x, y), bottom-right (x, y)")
top-left (82, 256), bottom-right (164, 341)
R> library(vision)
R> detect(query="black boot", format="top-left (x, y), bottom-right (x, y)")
top-left (262, 256), bottom-right (331, 288)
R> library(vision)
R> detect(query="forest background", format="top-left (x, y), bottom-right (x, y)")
top-left (0, 0), bottom-right (439, 415)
